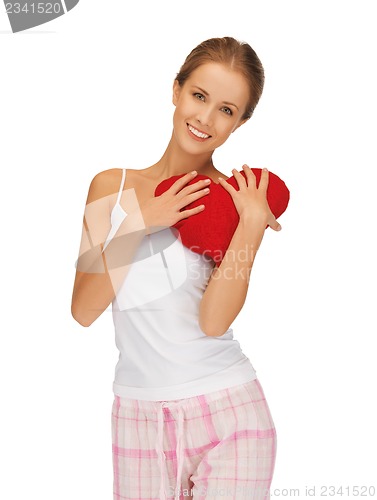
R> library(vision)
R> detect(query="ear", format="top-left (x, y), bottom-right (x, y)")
top-left (172, 79), bottom-right (182, 106)
top-left (231, 117), bottom-right (249, 133)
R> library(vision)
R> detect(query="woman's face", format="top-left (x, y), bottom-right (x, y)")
top-left (172, 62), bottom-right (250, 155)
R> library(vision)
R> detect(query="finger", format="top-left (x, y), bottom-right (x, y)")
top-left (193, 178), bottom-right (211, 190)
top-left (269, 219), bottom-right (282, 232)
top-left (218, 176), bottom-right (237, 194)
top-left (242, 164), bottom-right (256, 178)
top-left (178, 203), bottom-right (206, 221)
top-left (170, 170), bottom-right (199, 195)
top-left (242, 164), bottom-right (256, 187)
top-left (232, 168), bottom-right (247, 189)
top-left (178, 176), bottom-right (211, 200)
top-left (176, 180), bottom-right (211, 203)
top-left (179, 185), bottom-right (210, 208)
top-left (258, 168), bottom-right (269, 192)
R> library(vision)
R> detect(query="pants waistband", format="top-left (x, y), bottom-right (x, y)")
top-left (114, 377), bottom-right (258, 413)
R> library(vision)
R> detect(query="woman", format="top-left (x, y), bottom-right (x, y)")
top-left (72, 36), bottom-right (282, 500)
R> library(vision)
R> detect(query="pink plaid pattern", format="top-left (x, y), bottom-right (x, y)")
top-left (111, 378), bottom-right (277, 499)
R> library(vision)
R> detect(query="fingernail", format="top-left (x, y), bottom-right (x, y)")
top-left (218, 177), bottom-right (223, 181)
top-left (263, 168), bottom-right (268, 172)
top-left (191, 170), bottom-right (197, 175)
top-left (277, 224), bottom-right (282, 231)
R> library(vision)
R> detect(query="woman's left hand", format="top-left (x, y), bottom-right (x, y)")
top-left (218, 164), bottom-right (282, 232)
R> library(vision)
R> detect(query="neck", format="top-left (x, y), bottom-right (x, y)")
top-left (152, 132), bottom-right (215, 179)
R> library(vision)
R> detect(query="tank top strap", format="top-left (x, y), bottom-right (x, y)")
top-left (115, 168), bottom-right (127, 206)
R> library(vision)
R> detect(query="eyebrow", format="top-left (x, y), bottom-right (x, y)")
top-left (192, 86), bottom-right (240, 111)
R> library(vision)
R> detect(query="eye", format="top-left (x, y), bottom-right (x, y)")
top-left (221, 107), bottom-right (233, 116)
top-left (193, 92), bottom-right (205, 101)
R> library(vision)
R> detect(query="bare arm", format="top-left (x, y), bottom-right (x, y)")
top-left (71, 170), bottom-right (147, 327)
top-left (198, 215), bottom-right (264, 337)
top-left (199, 166), bottom-right (282, 337)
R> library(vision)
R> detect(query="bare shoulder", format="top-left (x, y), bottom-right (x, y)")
top-left (85, 168), bottom-right (136, 204)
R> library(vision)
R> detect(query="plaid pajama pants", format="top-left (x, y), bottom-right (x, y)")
top-left (111, 378), bottom-right (277, 500)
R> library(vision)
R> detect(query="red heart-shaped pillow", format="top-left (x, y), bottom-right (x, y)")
top-left (154, 169), bottom-right (290, 266)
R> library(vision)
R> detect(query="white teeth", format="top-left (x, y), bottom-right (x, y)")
top-left (188, 125), bottom-right (210, 139)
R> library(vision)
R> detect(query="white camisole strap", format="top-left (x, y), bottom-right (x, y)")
top-left (115, 168), bottom-right (127, 207)
top-left (102, 169), bottom-right (127, 254)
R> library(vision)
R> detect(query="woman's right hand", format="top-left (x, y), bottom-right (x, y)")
top-left (140, 171), bottom-right (211, 233)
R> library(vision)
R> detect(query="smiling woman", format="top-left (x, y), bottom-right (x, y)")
top-left (172, 63), bottom-right (250, 153)
top-left (71, 36), bottom-right (285, 500)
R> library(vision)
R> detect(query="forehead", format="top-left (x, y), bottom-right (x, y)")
top-left (185, 62), bottom-right (249, 108)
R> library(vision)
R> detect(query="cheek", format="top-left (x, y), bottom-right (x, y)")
top-left (173, 107), bottom-right (184, 128)
top-left (173, 103), bottom-right (185, 124)
top-left (176, 97), bottom-right (191, 117)
top-left (172, 108), bottom-right (187, 139)
top-left (217, 120), bottom-right (236, 137)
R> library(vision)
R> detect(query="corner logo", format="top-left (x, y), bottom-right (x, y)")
top-left (4, 0), bottom-right (79, 33)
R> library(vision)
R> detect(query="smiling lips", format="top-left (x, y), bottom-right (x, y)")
top-left (187, 123), bottom-right (211, 141)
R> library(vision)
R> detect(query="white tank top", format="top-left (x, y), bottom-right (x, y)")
top-left (106, 168), bottom-right (257, 401)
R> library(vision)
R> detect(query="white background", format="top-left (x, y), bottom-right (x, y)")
top-left (1, 1), bottom-right (376, 498)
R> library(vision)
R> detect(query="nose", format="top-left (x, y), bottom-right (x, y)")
top-left (196, 105), bottom-right (214, 128)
